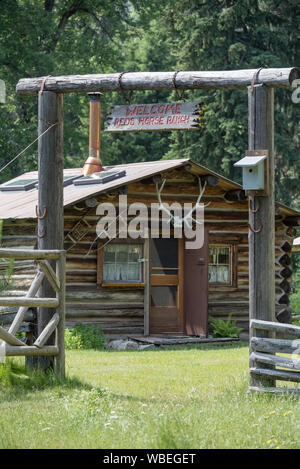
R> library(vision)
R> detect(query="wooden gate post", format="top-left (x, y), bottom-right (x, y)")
top-left (37, 91), bottom-right (64, 372)
top-left (248, 84), bottom-right (276, 387)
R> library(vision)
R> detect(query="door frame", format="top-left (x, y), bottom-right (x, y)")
top-left (144, 236), bottom-right (184, 335)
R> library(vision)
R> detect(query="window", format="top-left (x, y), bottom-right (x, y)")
top-left (209, 246), bottom-right (231, 284)
top-left (102, 243), bottom-right (143, 284)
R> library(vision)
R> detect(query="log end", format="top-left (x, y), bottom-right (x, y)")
top-left (289, 67), bottom-right (300, 86)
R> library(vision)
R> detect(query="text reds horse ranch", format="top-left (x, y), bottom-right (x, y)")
top-left (105, 101), bottom-right (205, 132)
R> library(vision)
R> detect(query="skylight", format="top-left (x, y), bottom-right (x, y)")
top-left (73, 170), bottom-right (126, 186)
top-left (0, 179), bottom-right (38, 191)
top-left (0, 175), bottom-right (84, 192)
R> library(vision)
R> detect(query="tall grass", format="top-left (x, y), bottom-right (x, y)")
top-left (0, 344), bottom-right (299, 449)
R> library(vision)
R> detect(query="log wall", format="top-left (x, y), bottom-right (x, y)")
top-left (0, 171), bottom-right (295, 337)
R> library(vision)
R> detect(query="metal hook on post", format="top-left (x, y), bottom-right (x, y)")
top-left (248, 220), bottom-right (263, 234)
top-left (118, 71), bottom-right (133, 104)
top-left (248, 195), bottom-right (263, 234)
top-left (172, 70), bottom-right (186, 101)
top-left (248, 197), bottom-right (260, 214)
top-left (35, 225), bottom-right (46, 238)
top-left (36, 205), bottom-right (47, 219)
top-left (250, 67), bottom-right (264, 93)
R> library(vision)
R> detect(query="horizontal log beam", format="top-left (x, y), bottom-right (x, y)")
top-left (251, 337), bottom-right (300, 354)
top-left (0, 298), bottom-right (59, 308)
top-left (250, 351), bottom-right (300, 370)
top-left (250, 367), bottom-right (300, 383)
top-left (0, 249), bottom-right (62, 260)
top-left (249, 386), bottom-right (300, 395)
top-left (4, 345), bottom-right (59, 356)
top-left (16, 68), bottom-right (300, 96)
top-left (250, 319), bottom-right (300, 337)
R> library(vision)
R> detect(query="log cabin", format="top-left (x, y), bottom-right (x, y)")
top-left (0, 157), bottom-right (299, 338)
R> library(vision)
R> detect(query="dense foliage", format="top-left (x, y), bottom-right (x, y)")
top-left (65, 323), bottom-right (106, 350)
top-left (0, 0), bottom-right (299, 209)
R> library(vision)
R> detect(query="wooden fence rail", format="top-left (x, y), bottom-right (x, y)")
top-left (250, 319), bottom-right (300, 395)
top-left (0, 249), bottom-right (66, 376)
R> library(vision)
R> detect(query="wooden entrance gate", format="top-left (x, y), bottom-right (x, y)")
top-left (14, 67), bottom-right (300, 389)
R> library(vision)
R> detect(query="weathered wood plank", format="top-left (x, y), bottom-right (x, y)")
top-left (16, 68), bottom-right (299, 95)
top-left (250, 367), bottom-right (300, 383)
top-left (251, 337), bottom-right (300, 354)
top-left (0, 249), bottom-right (61, 259)
top-left (66, 309), bottom-right (144, 318)
top-left (250, 319), bottom-right (300, 337)
top-left (55, 251), bottom-right (66, 377)
top-left (9, 271), bottom-right (44, 336)
top-left (251, 352), bottom-right (300, 371)
top-left (4, 345), bottom-right (59, 356)
top-left (37, 90), bottom-right (64, 373)
top-left (34, 312), bottom-right (60, 348)
top-left (38, 260), bottom-right (60, 292)
top-left (0, 325), bottom-right (25, 346)
top-left (248, 84), bottom-right (276, 388)
top-left (105, 102), bottom-right (205, 132)
top-left (249, 386), bottom-right (300, 395)
top-left (0, 298), bottom-right (59, 308)
top-left (66, 302), bottom-right (144, 310)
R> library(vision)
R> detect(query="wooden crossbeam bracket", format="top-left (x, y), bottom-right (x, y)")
top-left (38, 260), bottom-right (60, 292)
top-left (9, 270), bottom-right (44, 336)
top-left (34, 312), bottom-right (60, 348)
top-left (0, 325), bottom-right (25, 346)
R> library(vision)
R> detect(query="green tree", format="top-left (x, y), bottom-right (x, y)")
top-left (159, 0), bottom-right (300, 207)
top-left (0, 0), bottom-right (162, 180)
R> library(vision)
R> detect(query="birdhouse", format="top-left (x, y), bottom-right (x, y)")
top-left (234, 153), bottom-right (267, 191)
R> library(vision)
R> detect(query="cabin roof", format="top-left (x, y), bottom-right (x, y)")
top-left (293, 237), bottom-right (300, 251)
top-left (0, 158), bottom-right (299, 219)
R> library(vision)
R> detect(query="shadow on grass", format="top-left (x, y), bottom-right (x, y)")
top-left (0, 359), bottom-right (92, 400)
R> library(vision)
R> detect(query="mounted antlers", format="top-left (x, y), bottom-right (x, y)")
top-left (155, 176), bottom-right (210, 229)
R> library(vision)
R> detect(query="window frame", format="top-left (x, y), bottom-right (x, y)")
top-left (208, 244), bottom-right (237, 287)
top-left (97, 240), bottom-right (145, 287)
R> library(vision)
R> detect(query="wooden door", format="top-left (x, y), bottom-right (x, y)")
top-left (149, 238), bottom-right (184, 334)
top-left (184, 228), bottom-right (209, 336)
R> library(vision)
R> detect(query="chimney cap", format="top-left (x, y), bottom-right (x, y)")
top-left (87, 92), bottom-right (103, 99)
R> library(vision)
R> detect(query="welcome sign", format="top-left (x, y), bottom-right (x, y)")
top-left (105, 101), bottom-right (205, 132)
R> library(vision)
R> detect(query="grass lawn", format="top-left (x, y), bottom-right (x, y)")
top-left (0, 342), bottom-right (299, 449)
